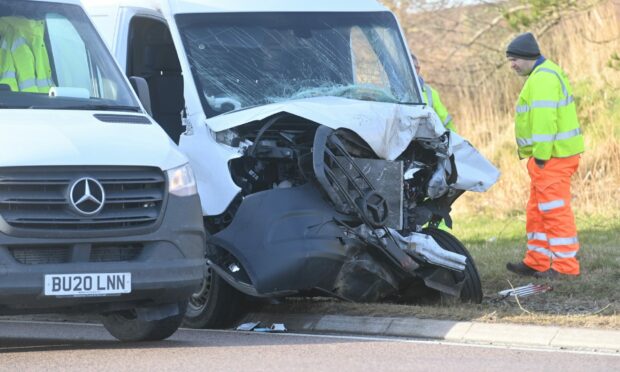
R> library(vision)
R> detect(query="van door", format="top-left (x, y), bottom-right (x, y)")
top-left (110, 11), bottom-right (185, 143)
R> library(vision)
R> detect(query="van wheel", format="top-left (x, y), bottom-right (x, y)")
top-left (101, 302), bottom-right (186, 342)
top-left (183, 264), bottom-right (246, 329)
top-left (423, 228), bottom-right (483, 303)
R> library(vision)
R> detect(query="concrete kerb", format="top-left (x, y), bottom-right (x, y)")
top-left (240, 312), bottom-right (620, 353)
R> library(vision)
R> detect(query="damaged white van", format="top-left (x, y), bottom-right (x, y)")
top-left (0, 0), bottom-right (205, 341)
top-left (85, 0), bottom-right (500, 328)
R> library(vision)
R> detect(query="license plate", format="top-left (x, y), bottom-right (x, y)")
top-left (44, 273), bottom-right (131, 297)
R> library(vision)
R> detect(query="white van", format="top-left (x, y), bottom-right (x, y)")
top-left (0, 0), bottom-right (205, 341)
top-left (85, 0), bottom-right (500, 328)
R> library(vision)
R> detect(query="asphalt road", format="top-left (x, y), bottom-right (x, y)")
top-left (0, 320), bottom-right (618, 371)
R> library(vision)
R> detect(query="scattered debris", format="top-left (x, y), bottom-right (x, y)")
top-left (236, 321), bottom-right (260, 331)
top-left (498, 283), bottom-right (553, 300)
top-left (235, 321), bottom-right (287, 333)
top-left (252, 327), bottom-right (274, 332)
top-left (270, 323), bottom-right (287, 332)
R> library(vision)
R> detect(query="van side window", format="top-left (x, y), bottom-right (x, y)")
top-left (46, 13), bottom-right (91, 92)
top-left (127, 16), bottom-right (184, 143)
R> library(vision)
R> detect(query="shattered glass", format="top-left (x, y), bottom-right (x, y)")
top-left (176, 12), bottom-right (420, 118)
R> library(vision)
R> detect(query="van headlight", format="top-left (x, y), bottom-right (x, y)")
top-left (167, 164), bottom-right (197, 197)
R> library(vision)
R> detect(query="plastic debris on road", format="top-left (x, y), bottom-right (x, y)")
top-left (270, 323), bottom-right (287, 332)
top-left (236, 321), bottom-right (287, 333)
top-left (236, 321), bottom-right (260, 331)
top-left (498, 283), bottom-right (553, 300)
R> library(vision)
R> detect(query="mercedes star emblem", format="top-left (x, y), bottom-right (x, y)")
top-left (69, 177), bottom-right (106, 216)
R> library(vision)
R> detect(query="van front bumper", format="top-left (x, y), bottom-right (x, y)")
top-left (0, 194), bottom-right (206, 314)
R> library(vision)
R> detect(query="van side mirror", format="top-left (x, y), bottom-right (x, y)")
top-left (129, 76), bottom-right (152, 116)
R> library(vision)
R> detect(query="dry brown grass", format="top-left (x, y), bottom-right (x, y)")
top-left (395, 0), bottom-right (620, 217)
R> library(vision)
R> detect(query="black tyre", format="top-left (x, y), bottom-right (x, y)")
top-left (183, 264), bottom-right (247, 329)
top-left (101, 301), bottom-right (186, 342)
top-left (423, 227), bottom-right (483, 303)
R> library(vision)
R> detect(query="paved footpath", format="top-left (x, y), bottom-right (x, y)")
top-left (241, 312), bottom-right (620, 354)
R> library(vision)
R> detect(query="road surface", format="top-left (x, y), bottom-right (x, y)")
top-left (1, 320), bottom-right (618, 371)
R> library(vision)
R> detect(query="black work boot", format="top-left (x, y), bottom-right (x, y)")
top-left (506, 262), bottom-right (538, 277)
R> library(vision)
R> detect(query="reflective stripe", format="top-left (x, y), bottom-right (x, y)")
top-left (528, 244), bottom-right (553, 258)
top-left (11, 37), bottom-right (27, 52)
top-left (527, 232), bottom-right (548, 241)
top-left (1, 71), bottom-right (16, 80)
top-left (552, 250), bottom-right (578, 259)
top-left (528, 244), bottom-right (577, 259)
top-left (18, 78), bottom-right (36, 90)
top-left (516, 67), bottom-right (572, 115)
top-left (517, 128), bottom-right (582, 148)
top-left (539, 199), bottom-right (565, 212)
top-left (516, 96), bottom-right (574, 113)
top-left (517, 137), bottom-right (533, 147)
top-left (532, 133), bottom-right (555, 142)
top-left (549, 236), bottom-right (579, 246)
top-left (536, 68), bottom-right (568, 97)
top-left (424, 85), bottom-right (433, 107)
top-left (443, 114), bottom-right (452, 126)
top-left (0, 39), bottom-right (8, 50)
top-left (36, 78), bottom-right (52, 87)
top-left (555, 127), bottom-right (581, 141)
top-left (533, 96), bottom-right (574, 109)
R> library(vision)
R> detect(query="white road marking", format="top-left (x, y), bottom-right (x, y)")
top-left (188, 326), bottom-right (620, 357)
top-left (1, 319), bottom-right (618, 357)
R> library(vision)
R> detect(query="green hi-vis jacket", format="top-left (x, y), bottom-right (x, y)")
top-left (515, 60), bottom-right (584, 160)
top-left (0, 16), bottom-right (53, 93)
top-left (422, 83), bottom-right (456, 132)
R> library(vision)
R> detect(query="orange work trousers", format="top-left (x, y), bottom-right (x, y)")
top-left (523, 155), bottom-right (580, 275)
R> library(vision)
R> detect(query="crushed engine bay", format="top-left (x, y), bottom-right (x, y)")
top-left (202, 103), bottom-right (499, 303)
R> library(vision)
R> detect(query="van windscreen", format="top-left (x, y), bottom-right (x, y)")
top-left (0, 0), bottom-right (139, 111)
top-left (176, 12), bottom-right (420, 118)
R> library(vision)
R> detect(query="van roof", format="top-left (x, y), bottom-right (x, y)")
top-left (82, 0), bottom-right (388, 14)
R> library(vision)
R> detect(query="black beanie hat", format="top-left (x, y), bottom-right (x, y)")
top-left (506, 32), bottom-right (541, 60)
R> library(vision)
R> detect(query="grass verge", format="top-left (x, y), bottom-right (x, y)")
top-left (260, 213), bottom-right (620, 329)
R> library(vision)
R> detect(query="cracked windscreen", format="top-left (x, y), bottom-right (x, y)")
top-left (175, 12), bottom-right (421, 118)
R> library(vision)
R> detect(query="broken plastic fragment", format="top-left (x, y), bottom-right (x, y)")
top-left (236, 321), bottom-right (260, 331)
top-left (498, 283), bottom-right (552, 300)
top-left (237, 322), bottom-right (288, 333)
top-left (253, 323), bottom-right (287, 333)
top-left (390, 229), bottom-right (467, 272)
top-left (252, 327), bottom-right (273, 332)
top-left (270, 323), bottom-right (287, 332)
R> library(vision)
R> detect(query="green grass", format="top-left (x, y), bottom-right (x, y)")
top-left (263, 214), bottom-right (620, 329)
top-left (454, 214), bottom-right (620, 319)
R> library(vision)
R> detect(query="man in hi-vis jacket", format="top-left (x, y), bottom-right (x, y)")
top-left (411, 53), bottom-right (456, 132)
top-left (505, 32), bottom-right (584, 278)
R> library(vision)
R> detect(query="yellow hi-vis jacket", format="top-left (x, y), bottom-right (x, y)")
top-left (0, 16), bottom-right (53, 93)
top-left (515, 60), bottom-right (584, 160)
top-left (422, 83), bottom-right (456, 132)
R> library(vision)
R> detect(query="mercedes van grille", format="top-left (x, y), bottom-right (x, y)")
top-left (0, 167), bottom-right (166, 231)
top-left (9, 243), bottom-right (143, 264)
